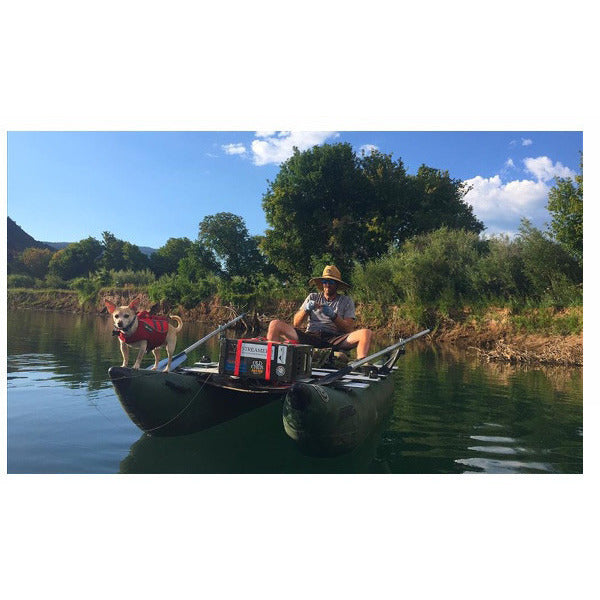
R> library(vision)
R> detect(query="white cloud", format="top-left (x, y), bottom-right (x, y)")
top-left (358, 144), bottom-right (378, 156)
top-left (222, 132), bottom-right (339, 166)
top-left (250, 131), bottom-right (339, 165)
top-left (523, 156), bottom-right (575, 182)
top-left (509, 137), bottom-right (533, 148)
top-left (463, 174), bottom-right (550, 236)
top-left (504, 158), bottom-right (515, 169)
top-left (462, 156), bottom-right (577, 235)
top-left (222, 143), bottom-right (247, 156)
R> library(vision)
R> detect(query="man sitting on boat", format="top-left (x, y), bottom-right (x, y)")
top-left (266, 265), bottom-right (373, 360)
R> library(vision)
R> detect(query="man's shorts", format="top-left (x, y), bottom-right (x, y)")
top-left (294, 329), bottom-right (357, 352)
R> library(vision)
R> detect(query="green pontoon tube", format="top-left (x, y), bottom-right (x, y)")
top-left (283, 329), bottom-right (430, 456)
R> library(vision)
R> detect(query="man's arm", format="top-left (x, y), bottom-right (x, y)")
top-left (321, 304), bottom-right (355, 333)
top-left (293, 308), bottom-right (309, 329)
top-left (331, 315), bottom-right (355, 333)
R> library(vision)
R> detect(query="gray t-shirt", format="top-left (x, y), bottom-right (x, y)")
top-left (301, 292), bottom-right (356, 335)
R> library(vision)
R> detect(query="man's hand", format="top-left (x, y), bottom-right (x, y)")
top-left (321, 305), bottom-right (337, 319)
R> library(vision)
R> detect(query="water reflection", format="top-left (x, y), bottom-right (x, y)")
top-left (386, 347), bottom-right (583, 473)
top-left (120, 401), bottom-right (390, 474)
top-left (7, 310), bottom-right (583, 474)
top-left (7, 309), bottom-right (228, 392)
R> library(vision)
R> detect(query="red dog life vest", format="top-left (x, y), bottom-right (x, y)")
top-left (119, 311), bottom-right (171, 353)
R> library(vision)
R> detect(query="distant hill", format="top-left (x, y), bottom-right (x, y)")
top-left (42, 241), bottom-right (71, 251)
top-left (7, 217), bottom-right (53, 257)
top-left (6, 217), bottom-right (157, 258)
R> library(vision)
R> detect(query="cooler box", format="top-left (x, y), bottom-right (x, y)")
top-left (218, 338), bottom-right (312, 382)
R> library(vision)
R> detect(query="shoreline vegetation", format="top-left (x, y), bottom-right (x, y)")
top-left (8, 146), bottom-right (583, 368)
top-left (8, 288), bottom-right (583, 367)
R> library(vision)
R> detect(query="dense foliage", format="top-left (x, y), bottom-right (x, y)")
top-left (20, 247), bottom-right (53, 279)
top-left (547, 154), bottom-right (583, 267)
top-left (351, 225), bottom-right (582, 319)
top-left (198, 212), bottom-right (268, 279)
top-left (148, 237), bottom-right (194, 277)
top-left (48, 237), bottom-right (103, 280)
top-left (8, 145), bottom-right (582, 334)
top-left (260, 143), bottom-right (483, 278)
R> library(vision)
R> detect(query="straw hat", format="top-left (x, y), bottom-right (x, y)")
top-left (308, 265), bottom-right (350, 290)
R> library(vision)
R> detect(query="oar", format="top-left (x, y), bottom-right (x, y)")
top-left (151, 313), bottom-right (247, 371)
top-left (315, 328), bottom-right (430, 386)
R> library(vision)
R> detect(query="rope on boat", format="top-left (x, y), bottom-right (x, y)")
top-left (144, 371), bottom-right (216, 434)
top-left (108, 367), bottom-right (215, 434)
top-left (144, 375), bottom-right (213, 433)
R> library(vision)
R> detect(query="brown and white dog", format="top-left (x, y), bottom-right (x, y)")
top-left (105, 298), bottom-right (183, 372)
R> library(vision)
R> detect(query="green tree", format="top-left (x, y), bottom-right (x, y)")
top-left (260, 143), bottom-right (484, 279)
top-left (150, 237), bottom-right (194, 276)
top-left (20, 247), bottom-right (53, 279)
top-left (261, 143), bottom-right (366, 277)
top-left (359, 150), bottom-right (410, 255)
top-left (547, 154), bottom-right (583, 266)
top-left (122, 242), bottom-right (149, 271)
top-left (515, 219), bottom-right (581, 304)
top-left (199, 212), bottom-right (266, 278)
top-left (48, 237), bottom-right (103, 280)
top-left (407, 166), bottom-right (483, 236)
top-left (99, 231), bottom-right (148, 271)
top-left (177, 240), bottom-right (221, 281)
top-left (99, 232), bottom-right (123, 271)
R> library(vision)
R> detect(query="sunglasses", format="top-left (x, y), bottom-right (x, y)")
top-left (322, 279), bottom-right (337, 285)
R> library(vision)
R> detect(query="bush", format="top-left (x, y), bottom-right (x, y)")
top-left (351, 225), bottom-right (583, 316)
top-left (390, 228), bottom-right (485, 308)
top-left (511, 306), bottom-right (583, 335)
top-left (515, 220), bottom-right (582, 306)
top-left (252, 275), bottom-right (303, 313)
top-left (42, 274), bottom-right (68, 289)
top-left (110, 269), bottom-right (156, 287)
top-left (69, 276), bottom-right (103, 306)
top-left (148, 273), bottom-right (218, 308)
top-left (7, 274), bottom-right (36, 288)
top-left (351, 256), bottom-right (401, 305)
top-left (475, 235), bottom-right (528, 302)
top-left (216, 276), bottom-right (257, 309)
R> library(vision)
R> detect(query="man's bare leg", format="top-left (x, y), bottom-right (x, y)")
top-left (267, 319), bottom-right (299, 342)
top-left (346, 328), bottom-right (373, 360)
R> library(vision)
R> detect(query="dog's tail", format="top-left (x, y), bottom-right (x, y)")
top-left (169, 315), bottom-right (184, 332)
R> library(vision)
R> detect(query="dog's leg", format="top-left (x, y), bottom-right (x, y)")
top-left (163, 339), bottom-right (176, 372)
top-left (163, 327), bottom-right (179, 372)
top-left (151, 348), bottom-right (161, 370)
top-left (120, 341), bottom-right (129, 367)
top-left (133, 342), bottom-right (147, 369)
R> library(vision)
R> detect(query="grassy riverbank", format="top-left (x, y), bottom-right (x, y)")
top-left (8, 288), bottom-right (583, 366)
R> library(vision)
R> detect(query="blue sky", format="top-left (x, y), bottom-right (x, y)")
top-left (7, 131), bottom-right (582, 249)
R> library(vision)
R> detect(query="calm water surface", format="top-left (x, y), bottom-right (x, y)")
top-left (6, 310), bottom-right (583, 473)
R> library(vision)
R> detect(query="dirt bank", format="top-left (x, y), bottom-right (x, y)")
top-left (8, 289), bottom-right (583, 366)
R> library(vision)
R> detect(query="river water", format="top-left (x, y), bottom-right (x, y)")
top-left (6, 309), bottom-right (583, 474)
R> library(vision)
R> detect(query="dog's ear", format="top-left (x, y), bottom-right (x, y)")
top-left (128, 297), bottom-right (140, 310)
top-left (105, 300), bottom-right (117, 314)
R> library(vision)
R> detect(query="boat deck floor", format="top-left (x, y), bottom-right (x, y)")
top-left (179, 362), bottom-right (397, 390)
